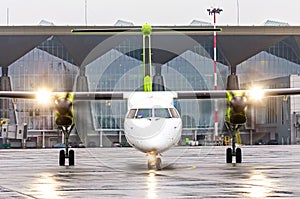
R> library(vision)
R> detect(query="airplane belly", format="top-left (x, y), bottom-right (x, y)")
top-left (124, 118), bottom-right (182, 153)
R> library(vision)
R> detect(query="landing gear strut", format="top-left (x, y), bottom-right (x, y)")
top-left (147, 152), bottom-right (162, 170)
top-left (225, 124), bottom-right (242, 164)
top-left (59, 125), bottom-right (75, 166)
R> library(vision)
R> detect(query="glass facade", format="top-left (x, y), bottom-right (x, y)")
top-left (238, 39), bottom-right (300, 83)
top-left (85, 44), bottom-right (228, 132)
top-left (237, 39), bottom-right (300, 130)
top-left (8, 39), bottom-right (78, 130)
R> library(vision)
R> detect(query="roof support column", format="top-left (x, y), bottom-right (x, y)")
top-left (0, 67), bottom-right (13, 120)
top-left (76, 66), bottom-right (88, 92)
top-left (75, 66), bottom-right (93, 147)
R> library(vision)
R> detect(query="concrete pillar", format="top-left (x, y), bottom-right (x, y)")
top-left (0, 67), bottom-right (15, 121)
top-left (42, 131), bottom-right (45, 148)
top-left (75, 66), bottom-right (94, 147)
top-left (76, 66), bottom-right (89, 92)
top-left (99, 131), bottom-right (103, 147)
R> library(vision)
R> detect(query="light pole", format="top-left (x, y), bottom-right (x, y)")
top-left (237, 0), bottom-right (240, 25)
top-left (207, 8), bottom-right (222, 141)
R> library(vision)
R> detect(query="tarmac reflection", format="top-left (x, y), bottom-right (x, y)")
top-left (245, 170), bottom-right (274, 198)
top-left (31, 173), bottom-right (61, 199)
top-left (147, 170), bottom-right (157, 199)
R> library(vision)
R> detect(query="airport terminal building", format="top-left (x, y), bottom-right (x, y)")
top-left (1, 23), bottom-right (300, 147)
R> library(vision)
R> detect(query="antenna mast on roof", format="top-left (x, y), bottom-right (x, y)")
top-left (6, 8), bottom-right (9, 25)
top-left (85, 0), bottom-right (88, 25)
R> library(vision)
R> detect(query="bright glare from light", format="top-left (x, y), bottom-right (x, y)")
top-left (247, 86), bottom-right (265, 101)
top-left (36, 88), bottom-right (53, 104)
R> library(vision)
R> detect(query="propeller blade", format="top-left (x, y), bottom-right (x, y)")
top-left (65, 92), bottom-right (70, 99)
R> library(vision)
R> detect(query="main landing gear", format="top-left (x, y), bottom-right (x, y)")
top-left (147, 152), bottom-right (162, 170)
top-left (225, 125), bottom-right (242, 164)
top-left (59, 126), bottom-right (75, 166)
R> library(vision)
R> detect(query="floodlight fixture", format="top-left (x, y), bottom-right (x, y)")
top-left (207, 8), bottom-right (223, 15)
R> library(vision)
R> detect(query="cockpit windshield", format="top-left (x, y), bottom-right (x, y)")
top-left (127, 108), bottom-right (180, 119)
top-left (127, 109), bottom-right (137, 118)
top-left (136, 109), bottom-right (152, 118)
top-left (154, 108), bottom-right (171, 118)
top-left (169, 108), bottom-right (180, 118)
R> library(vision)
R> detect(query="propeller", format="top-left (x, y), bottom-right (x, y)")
top-left (54, 93), bottom-right (74, 127)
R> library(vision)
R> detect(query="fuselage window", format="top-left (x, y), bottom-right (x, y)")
top-left (127, 109), bottom-right (137, 118)
top-left (169, 108), bottom-right (180, 118)
top-left (136, 109), bottom-right (152, 118)
top-left (154, 108), bottom-right (171, 118)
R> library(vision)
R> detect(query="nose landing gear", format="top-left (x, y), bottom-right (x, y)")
top-left (147, 152), bottom-right (162, 170)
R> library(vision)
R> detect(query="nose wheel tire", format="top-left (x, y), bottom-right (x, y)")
top-left (147, 156), bottom-right (162, 170)
top-left (156, 157), bottom-right (162, 170)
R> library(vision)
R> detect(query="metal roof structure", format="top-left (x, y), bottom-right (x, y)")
top-left (1, 26), bottom-right (300, 70)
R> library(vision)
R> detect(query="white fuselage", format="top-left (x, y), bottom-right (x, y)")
top-left (124, 92), bottom-right (182, 154)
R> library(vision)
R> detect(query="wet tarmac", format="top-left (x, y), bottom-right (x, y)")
top-left (0, 145), bottom-right (300, 198)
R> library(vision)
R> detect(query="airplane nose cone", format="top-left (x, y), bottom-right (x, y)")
top-left (124, 117), bottom-right (182, 153)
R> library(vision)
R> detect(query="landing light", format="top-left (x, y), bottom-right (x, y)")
top-left (247, 87), bottom-right (265, 101)
top-left (36, 89), bottom-right (52, 104)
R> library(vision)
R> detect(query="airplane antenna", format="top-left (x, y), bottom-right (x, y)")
top-left (207, 7), bottom-right (223, 141)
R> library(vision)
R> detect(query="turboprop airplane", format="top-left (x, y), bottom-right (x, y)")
top-left (1, 24), bottom-right (300, 169)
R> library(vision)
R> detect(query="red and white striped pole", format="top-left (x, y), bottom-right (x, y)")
top-left (207, 8), bottom-right (222, 141)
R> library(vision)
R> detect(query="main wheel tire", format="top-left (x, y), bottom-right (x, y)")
top-left (69, 149), bottom-right (75, 166)
top-left (59, 150), bottom-right (65, 166)
top-left (226, 148), bottom-right (232, 163)
top-left (236, 148), bottom-right (242, 163)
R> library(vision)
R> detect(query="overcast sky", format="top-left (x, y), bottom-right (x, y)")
top-left (0, 0), bottom-right (299, 26)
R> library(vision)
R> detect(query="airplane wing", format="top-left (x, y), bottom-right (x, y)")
top-left (0, 91), bottom-right (124, 101)
top-left (1, 88), bottom-right (300, 101)
top-left (0, 91), bottom-right (37, 99)
top-left (249, 88), bottom-right (300, 97)
top-left (176, 88), bottom-right (300, 100)
top-left (176, 90), bottom-right (227, 99)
